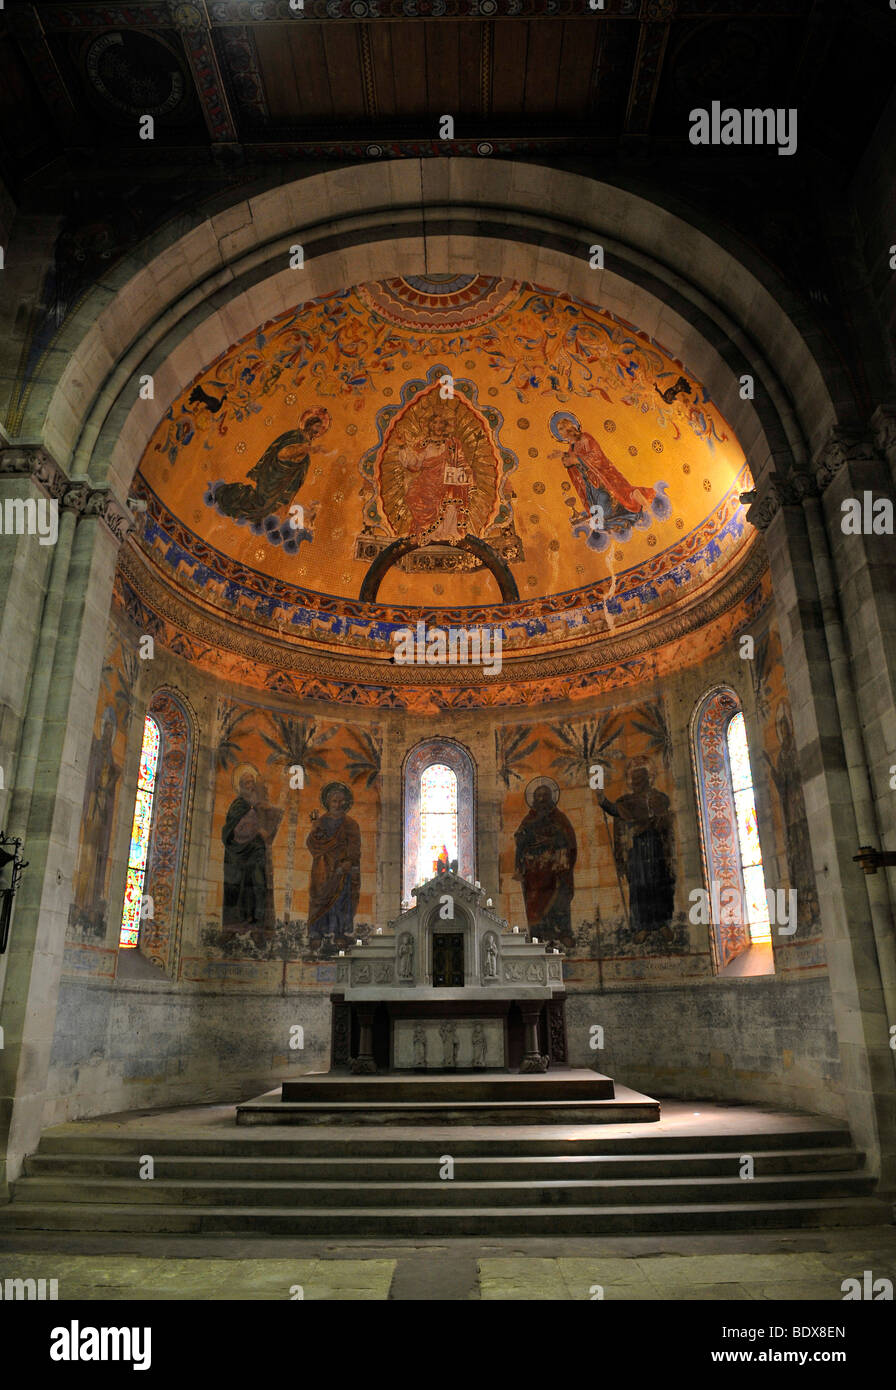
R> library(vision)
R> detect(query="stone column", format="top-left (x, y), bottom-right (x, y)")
top-left (351, 1004), bottom-right (377, 1074)
top-left (745, 463), bottom-right (896, 1188)
top-left (0, 467), bottom-right (133, 1191)
top-left (518, 1002), bottom-right (548, 1073)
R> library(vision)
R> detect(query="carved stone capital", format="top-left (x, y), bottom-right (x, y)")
top-left (871, 405), bottom-right (896, 462)
top-left (814, 427), bottom-right (879, 494)
top-left (0, 446), bottom-right (69, 499)
top-left (741, 470), bottom-right (815, 532)
top-left (81, 489), bottom-right (136, 543)
top-left (61, 483), bottom-right (91, 515)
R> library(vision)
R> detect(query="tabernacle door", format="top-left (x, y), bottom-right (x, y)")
top-left (432, 931), bottom-right (464, 987)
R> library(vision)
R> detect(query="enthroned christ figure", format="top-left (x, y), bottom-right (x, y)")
top-left (397, 411), bottom-right (473, 542)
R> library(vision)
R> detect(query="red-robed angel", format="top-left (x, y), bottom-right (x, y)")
top-left (549, 414), bottom-right (656, 514)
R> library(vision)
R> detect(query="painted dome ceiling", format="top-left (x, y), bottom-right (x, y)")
top-left (124, 274), bottom-right (764, 706)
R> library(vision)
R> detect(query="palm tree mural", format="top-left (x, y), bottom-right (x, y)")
top-left (214, 700), bottom-right (255, 772)
top-left (343, 727), bottom-right (382, 787)
top-left (546, 712), bottom-right (629, 928)
top-left (495, 725), bottom-right (539, 789)
top-left (259, 715), bottom-right (336, 918)
top-left (628, 699), bottom-right (673, 768)
top-left (546, 712), bottom-right (625, 787)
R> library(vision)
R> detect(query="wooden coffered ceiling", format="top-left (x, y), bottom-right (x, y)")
top-left (0, 0), bottom-right (894, 181)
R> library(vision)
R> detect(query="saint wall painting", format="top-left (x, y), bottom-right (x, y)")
top-left (597, 760), bottom-right (676, 945)
top-left (207, 699), bottom-right (380, 960)
top-left (68, 635), bottom-right (139, 945)
top-left (498, 701), bottom-right (687, 962)
top-left (206, 406), bottom-right (332, 552)
top-left (752, 621), bottom-right (821, 940)
top-left (513, 777), bottom-right (578, 948)
top-left (306, 782), bottom-right (361, 945)
top-left (221, 765), bottom-right (283, 933)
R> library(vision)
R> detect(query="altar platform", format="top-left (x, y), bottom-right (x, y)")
top-left (236, 1069), bottom-right (660, 1126)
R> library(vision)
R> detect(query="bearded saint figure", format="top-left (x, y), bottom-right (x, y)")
top-left (398, 412), bottom-right (473, 541)
top-left (597, 762), bottom-right (676, 942)
top-left (513, 780), bottom-right (578, 946)
top-left (222, 768), bottom-right (284, 930)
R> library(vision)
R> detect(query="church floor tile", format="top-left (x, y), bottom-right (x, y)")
top-left (0, 1232), bottom-right (893, 1300)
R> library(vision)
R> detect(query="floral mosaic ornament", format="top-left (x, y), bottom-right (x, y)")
top-left (548, 411), bottom-right (671, 552)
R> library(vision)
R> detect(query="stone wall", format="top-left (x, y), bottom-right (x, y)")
top-left (45, 583), bottom-right (843, 1123)
top-left (47, 976), bottom-right (331, 1124)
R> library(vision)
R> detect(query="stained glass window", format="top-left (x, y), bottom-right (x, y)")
top-left (726, 712), bottom-right (771, 944)
top-left (419, 763), bottom-right (458, 885)
top-left (119, 714), bottom-right (160, 948)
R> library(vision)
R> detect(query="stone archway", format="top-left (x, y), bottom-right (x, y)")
top-left (2, 159), bottom-right (895, 1197)
top-left (22, 160), bottom-right (845, 501)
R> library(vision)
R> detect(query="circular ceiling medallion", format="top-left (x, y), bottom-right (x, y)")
top-left (357, 274), bottom-right (517, 328)
top-left (84, 31), bottom-right (188, 119)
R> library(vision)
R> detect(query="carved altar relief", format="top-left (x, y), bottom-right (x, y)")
top-left (393, 1017), bottom-right (505, 1069)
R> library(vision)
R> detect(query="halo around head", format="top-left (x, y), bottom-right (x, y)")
top-left (300, 406), bottom-right (331, 433)
top-left (321, 780), bottom-right (353, 811)
top-left (549, 410), bottom-right (582, 441)
top-left (232, 762), bottom-right (259, 794)
top-left (525, 775), bottom-right (560, 807)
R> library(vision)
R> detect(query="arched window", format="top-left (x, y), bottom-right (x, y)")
top-left (691, 687), bottom-right (773, 974)
top-left (725, 712), bottom-right (771, 945)
top-left (419, 764), bottom-right (459, 885)
top-left (118, 689), bottom-right (196, 973)
top-left (403, 739), bottom-right (475, 901)
top-left (120, 714), bottom-right (160, 948)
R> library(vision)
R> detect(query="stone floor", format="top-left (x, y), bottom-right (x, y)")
top-left (2, 1098), bottom-right (893, 1299)
top-left (1, 1229), bottom-right (894, 1300)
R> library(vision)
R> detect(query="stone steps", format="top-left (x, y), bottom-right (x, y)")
top-left (3, 1121), bottom-right (890, 1234)
top-left (280, 1073), bottom-right (617, 1102)
top-left (0, 1198), bottom-right (887, 1237)
top-left (22, 1146), bottom-right (863, 1182)
top-left (237, 1099), bottom-right (660, 1126)
top-left (32, 1126), bottom-right (854, 1158)
top-left (7, 1170), bottom-right (877, 1209)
